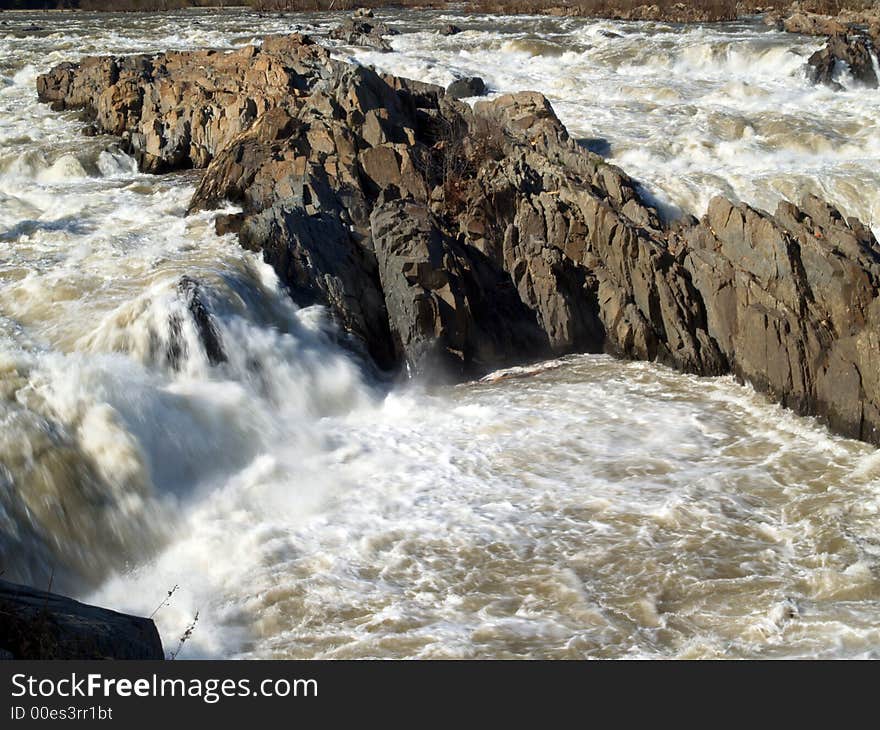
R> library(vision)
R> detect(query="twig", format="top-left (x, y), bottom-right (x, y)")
top-left (150, 585), bottom-right (179, 619)
top-left (168, 611), bottom-right (199, 660)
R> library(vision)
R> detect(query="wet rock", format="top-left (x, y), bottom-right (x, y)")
top-left (371, 197), bottom-right (549, 378)
top-left (329, 17), bottom-right (396, 53)
top-left (440, 24), bottom-right (463, 36)
top-left (177, 276), bottom-right (226, 366)
top-left (446, 76), bottom-right (486, 99)
top-left (682, 195), bottom-right (880, 443)
top-left (214, 212), bottom-right (245, 236)
top-left (807, 31), bottom-right (878, 89)
top-left (240, 203), bottom-right (396, 370)
top-left (0, 578), bottom-right (163, 660)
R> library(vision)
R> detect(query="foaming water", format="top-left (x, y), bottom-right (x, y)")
top-left (1, 9), bottom-right (879, 658)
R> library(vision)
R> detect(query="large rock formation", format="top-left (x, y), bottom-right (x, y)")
top-left (0, 579), bottom-right (164, 660)
top-left (36, 33), bottom-right (880, 445)
top-left (806, 31), bottom-right (879, 88)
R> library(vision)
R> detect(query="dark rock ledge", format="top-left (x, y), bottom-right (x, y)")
top-left (0, 579), bottom-right (163, 660)
top-left (36, 33), bottom-right (880, 445)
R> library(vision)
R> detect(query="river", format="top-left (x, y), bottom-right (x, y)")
top-left (1, 7), bottom-right (880, 658)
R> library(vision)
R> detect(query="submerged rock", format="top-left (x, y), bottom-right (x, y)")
top-left (35, 32), bottom-right (880, 445)
top-left (177, 276), bottom-right (226, 367)
top-left (0, 579), bottom-right (163, 660)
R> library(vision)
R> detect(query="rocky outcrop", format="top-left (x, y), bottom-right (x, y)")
top-left (683, 195), bottom-right (880, 442)
top-left (36, 33), bottom-right (880, 445)
top-left (0, 579), bottom-right (163, 660)
top-left (806, 31), bottom-right (879, 88)
top-left (446, 76), bottom-right (486, 99)
top-left (781, 10), bottom-right (847, 35)
top-left (36, 34), bottom-right (332, 173)
top-left (328, 16), bottom-right (398, 53)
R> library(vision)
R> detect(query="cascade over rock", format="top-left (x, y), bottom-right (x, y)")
top-left (36, 32), bottom-right (880, 445)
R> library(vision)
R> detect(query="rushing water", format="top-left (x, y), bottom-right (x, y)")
top-left (1, 8), bottom-right (880, 659)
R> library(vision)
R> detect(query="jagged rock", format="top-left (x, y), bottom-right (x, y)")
top-left (0, 579), bottom-right (163, 660)
top-left (783, 11), bottom-right (847, 36)
top-left (465, 92), bottom-right (725, 372)
top-left (446, 76), bottom-right (486, 99)
top-left (177, 276), bottom-right (226, 366)
top-left (807, 31), bottom-right (879, 89)
top-left (239, 203), bottom-right (396, 369)
top-left (329, 17), bottom-right (396, 53)
top-left (35, 33), bottom-right (880, 446)
top-left (37, 35), bottom-right (332, 173)
top-left (683, 195), bottom-right (880, 442)
top-left (371, 196), bottom-right (549, 378)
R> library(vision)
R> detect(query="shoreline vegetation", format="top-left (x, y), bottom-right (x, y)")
top-left (0, 0), bottom-right (877, 27)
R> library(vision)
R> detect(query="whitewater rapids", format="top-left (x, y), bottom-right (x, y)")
top-left (1, 8), bottom-right (880, 658)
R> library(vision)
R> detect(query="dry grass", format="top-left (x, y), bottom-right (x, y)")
top-left (462, 0), bottom-right (737, 21)
top-left (738, 0), bottom-right (878, 12)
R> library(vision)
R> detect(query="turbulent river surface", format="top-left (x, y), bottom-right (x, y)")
top-left (2, 8), bottom-right (880, 659)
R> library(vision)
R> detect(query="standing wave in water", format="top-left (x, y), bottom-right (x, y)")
top-left (2, 9), bottom-right (880, 659)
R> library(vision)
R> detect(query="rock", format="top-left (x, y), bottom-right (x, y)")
top-left (783, 11), bottom-right (847, 36)
top-left (440, 24), bottom-right (462, 36)
top-left (177, 276), bottom-right (226, 366)
top-left (240, 203), bottom-right (396, 369)
top-left (214, 211), bottom-right (245, 236)
top-left (353, 7), bottom-right (374, 17)
top-left (763, 12), bottom-right (785, 31)
top-left (446, 76), bottom-right (486, 99)
top-left (329, 17), bottom-right (396, 53)
top-left (0, 578), bottom-right (163, 660)
top-left (807, 31), bottom-right (878, 89)
top-left (36, 35), bottom-right (331, 173)
top-left (35, 33), bottom-right (880, 446)
top-left (371, 197), bottom-right (549, 378)
top-left (682, 195), bottom-right (880, 443)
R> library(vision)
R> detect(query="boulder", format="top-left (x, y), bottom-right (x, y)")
top-left (440, 24), bottom-right (463, 36)
top-left (329, 17), bottom-right (396, 53)
top-left (807, 31), bottom-right (879, 89)
top-left (783, 11), bottom-right (847, 36)
top-left (446, 76), bottom-right (486, 99)
top-left (0, 579), bottom-right (163, 660)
